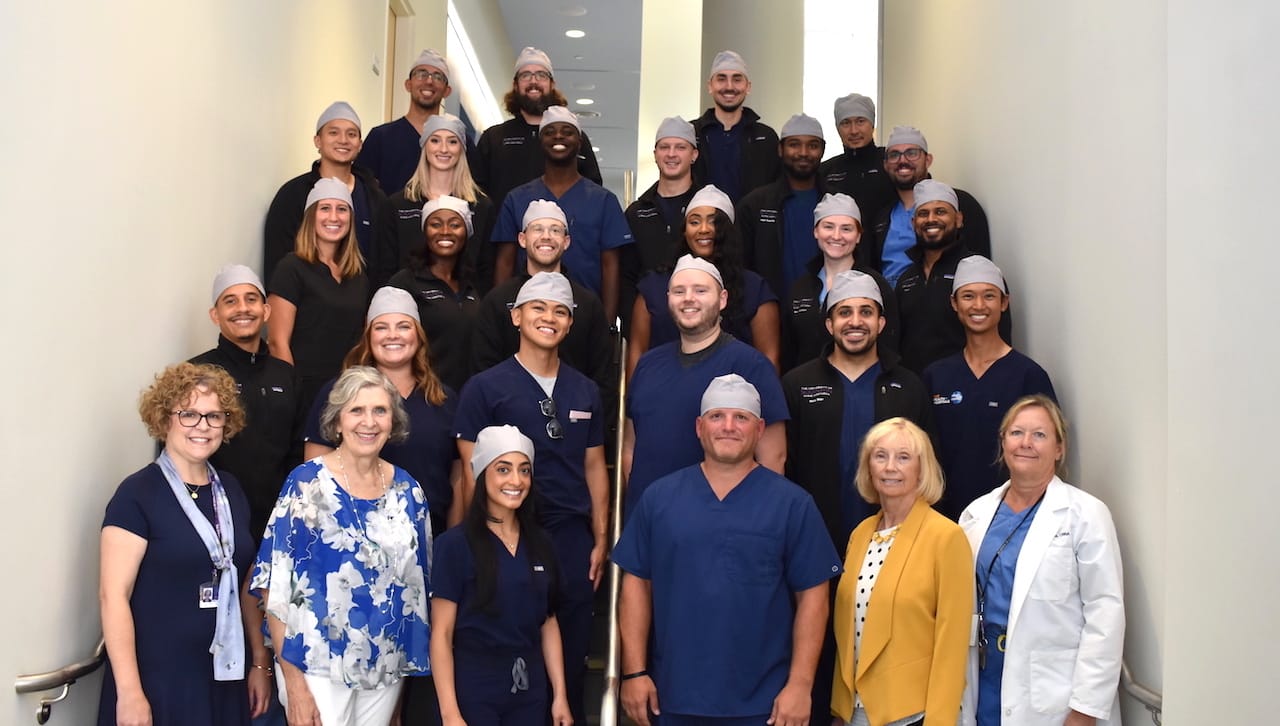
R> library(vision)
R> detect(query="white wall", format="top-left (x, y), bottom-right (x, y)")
top-left (635, 0), bottom-right (704, 192)
top-left (0, 2), bottom-right (393, 722)
top-left (884, 1), bottom-right (1280, 723)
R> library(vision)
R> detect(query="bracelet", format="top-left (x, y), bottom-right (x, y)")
top-left (251, 663), bottom-right (274, 676)
top-left (621, 670), bottom-right (648, 681)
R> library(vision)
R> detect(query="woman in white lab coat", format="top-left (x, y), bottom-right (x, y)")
top-left (959, 395), bottom-right (1125, 726)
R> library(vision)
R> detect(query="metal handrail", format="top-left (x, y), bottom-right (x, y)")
top-left (1121, 659), bottom-right (1162, 725)
top-left (15, 637), bottom-right (106, 724)
top-left (599, 324), bottom-right (628, 726)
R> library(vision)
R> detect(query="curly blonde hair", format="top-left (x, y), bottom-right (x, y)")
top-left (138, 363), bottom-right (245, 441)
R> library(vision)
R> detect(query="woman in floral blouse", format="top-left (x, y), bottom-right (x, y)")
top-left (252, 366), bottom-right (432, 726)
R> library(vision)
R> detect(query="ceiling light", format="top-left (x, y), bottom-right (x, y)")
top-left (574, 55), bottom-right (585, 61)
top-left (560, 5), bottom-right (588, 16)
top-left (565, 29), bottom-right (586, 39)
top-left (592, 146), bottom-right (601, 152)
top-left (574, 82), bottom-right (596, 91)
top-left (575, 98), bottom-right (595, 105)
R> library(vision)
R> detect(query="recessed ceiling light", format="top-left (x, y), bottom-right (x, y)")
top-left (575, 98), bottom-right (594, 105)
top-left (565, 29), bottom-right (586, 39)
top-left (592, 146), bottom-right (601, 152)
top-left (574, 82), bottom-right (596, 91)
top-left (574, 55), bottom-right (585, 61)
top-left (575, 109), bottom-right (601, 118)
top-left (560, 5), bottom-right (588, 16)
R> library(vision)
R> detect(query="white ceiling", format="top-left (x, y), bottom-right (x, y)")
top-left (495, 0), bottom-right (642, 200)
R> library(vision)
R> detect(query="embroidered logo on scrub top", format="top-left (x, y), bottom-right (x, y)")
top-left (511, 657), bottom-right (529, 693)
top-left (798, 385), bottom-right (833, 404)
top-left (950, 391), bottom-right (964, 404)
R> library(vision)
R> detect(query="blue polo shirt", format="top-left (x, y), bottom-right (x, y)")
top-left (492, 177), bottom-right (633, 295)
top-left (612, 464), bottom-right (841, 717)
top-left (625, 334), bottom-right (788, 517)
top-left (453, 357), bottom-right (604, 527)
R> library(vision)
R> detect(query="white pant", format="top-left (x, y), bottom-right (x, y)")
top-left (275, 670), bottom-right (403, 726)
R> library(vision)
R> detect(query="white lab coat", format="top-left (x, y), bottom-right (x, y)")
top-left (958, 477), bottom-right (1125, 726)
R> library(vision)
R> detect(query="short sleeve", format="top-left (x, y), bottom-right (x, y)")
top-left (103, 475), bottom-right (151, 539)
top-left (748, 355), bottom-right (789, 425)
top-left (610, 494), bottom-right (652, 579)
top-left (783, 494), bottom-right (842, 591)
top-left (430, 529), bottom-right (471, 603)
top-left (601, 191), bottom-right (634, 250)
top-left (491, 194), bottom-right (520, 245)
top-left (451, 377), bottom-right (492, 442)
top-left (749, 271), bottom-right (779, 305)
top-left (268, 255), bottom-right (306, 305)
top-left (303, 379), bottom-right (337, 445)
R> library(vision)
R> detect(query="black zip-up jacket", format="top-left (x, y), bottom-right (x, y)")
top-left (371, 191), bottom-right (497, 292)
top-left (862, 185), bottom-right (991, 270)
top-left (262, 161), bottom-right (387, 283)
top-left (470, 270), bottom-right (614, 401)
top-left (817, 144), bottom-right (897, 221)
top-left (691, 107), bottom-right (780, 202)
top-left (782, 255), bottom-right (899, 372)
top-left (895, 243), bottom-right (1012, 374)
top-left (737, 175), bottom-right (828, 300)
top-left (190, 336), bottom-right (303, 541)
top-left (473, 116), bottom-right (603, 208)
top-left (621, 183), bottom-right (698, 332)
top-left (782, 343), bottom-right (933, 549)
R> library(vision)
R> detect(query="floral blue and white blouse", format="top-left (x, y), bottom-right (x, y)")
top-left (251, 457), bottom-right (432, 688)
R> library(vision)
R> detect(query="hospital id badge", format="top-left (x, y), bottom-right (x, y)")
top-left (198, 581), bottom-right (218, 609)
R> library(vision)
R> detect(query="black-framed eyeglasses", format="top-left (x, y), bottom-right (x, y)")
top-left (539, 398), bottom-right (564, 440)
top-left (886, 148), bottom-right (925, 162)
top-left (410, 69), bottom-right (448, 84)
top-left (517, 70), bottom-right (553, 83)
top-left (172, 410), bottom-right (227, 428)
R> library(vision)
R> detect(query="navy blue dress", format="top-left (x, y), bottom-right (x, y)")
top-left (97, 463), bottom-right (254, 726)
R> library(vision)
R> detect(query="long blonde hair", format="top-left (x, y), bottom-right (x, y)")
top-left (294, 201), bottom-right (365, 279)
top-left (404, 132), bottom-right (485, 204)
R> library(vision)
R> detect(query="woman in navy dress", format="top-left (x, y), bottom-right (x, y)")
top-left (431, 425), bottom-right (572, 726)
top-left (98, 363), bottom-right (268, 725)
top-left (626, 184), bottom-right (781, 378)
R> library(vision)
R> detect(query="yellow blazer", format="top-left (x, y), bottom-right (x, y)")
top-left (831, 497), bottom-right (974, 725)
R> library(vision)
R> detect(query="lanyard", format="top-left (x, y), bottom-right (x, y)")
top-left (975, 491), bottom-right (1044, 669)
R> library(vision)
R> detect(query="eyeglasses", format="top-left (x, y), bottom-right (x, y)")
top-left (539, 398), bottom-right (564, 440)
top-left (172, 410), bottom-right (227, 428)
top-left (517, 70), bottom-right (553, 83)
top-left (410, 69), bottom-right (448, 84)
top-left (886, 148), bottom-right (925, 162)
top-left (526, 224), bottom-right (567, 238)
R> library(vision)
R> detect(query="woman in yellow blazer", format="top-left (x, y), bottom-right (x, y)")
top-left (832, 418), bottom-right (974, 726)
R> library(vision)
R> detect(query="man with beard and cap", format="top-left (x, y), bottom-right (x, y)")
top-left (190, 264), bottom-right (303, 543)
top-left (781, 268), bottom-right (930, 725)
top-left (691, 50), bottom-right (781, 204)
top-left (264, 101), bottom-right (386, 281)
top-left (864, 126), bottom-right (991, 287)
top-left (922, 255), bottom-right (1055, 520)
top-left (623, 255), bottom-right (788, 518)
top-left (453, 271), bottom-right (609, 726)
top-left (490, 106), bottom-right (633, 323)
top-left (818, 93), bottom-right (895, 219)
top-left (474, 47), bottom-right (603, 210)
top-left (614, 374), bottom-right (840, 726)
top-left (896, 180), bottom-right (1011, 374)
top-left (358, 49), bottom-right (476, 195)
top-left (473, 199), bottom-right (613, 404)
top-left (737, 113), bottom-right (828, 300)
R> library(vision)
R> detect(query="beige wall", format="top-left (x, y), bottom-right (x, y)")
top-left (0, 2), bottom-right (393, 722)
top-left (700, 0), bottom-right (804, 132)
top-left (885, 0), bottom-right (1279, 723)
top-left (635, 0), bottom-right (704, 192)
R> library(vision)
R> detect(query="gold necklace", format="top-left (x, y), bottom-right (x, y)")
top-left (488, 524), bottom-right (519, 553)
top-left (870, 525), bottom-right (900, 544)
top-left (183, 481), bottom-right (201, 500)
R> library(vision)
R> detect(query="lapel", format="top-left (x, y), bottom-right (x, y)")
top-left (1007, 477), bottom-right (1069, 633)
top-left (856, 497), bottom-right (932, 678)
top-left (960, 484), bottom-right (1008, 560)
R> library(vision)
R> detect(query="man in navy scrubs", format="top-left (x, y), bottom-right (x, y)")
top-left (614, 374), bottom-right (841, 726)
top-left (452, 272), bottom-right (607, 726)
top-left (358, 48), bottom-right (460, 195)
top-left (781, 269), bottom-right (931, 723)
top-left (923, 255), bottom-right (1056, 519)
top-left (623, 255), bottom-right (788, 518)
